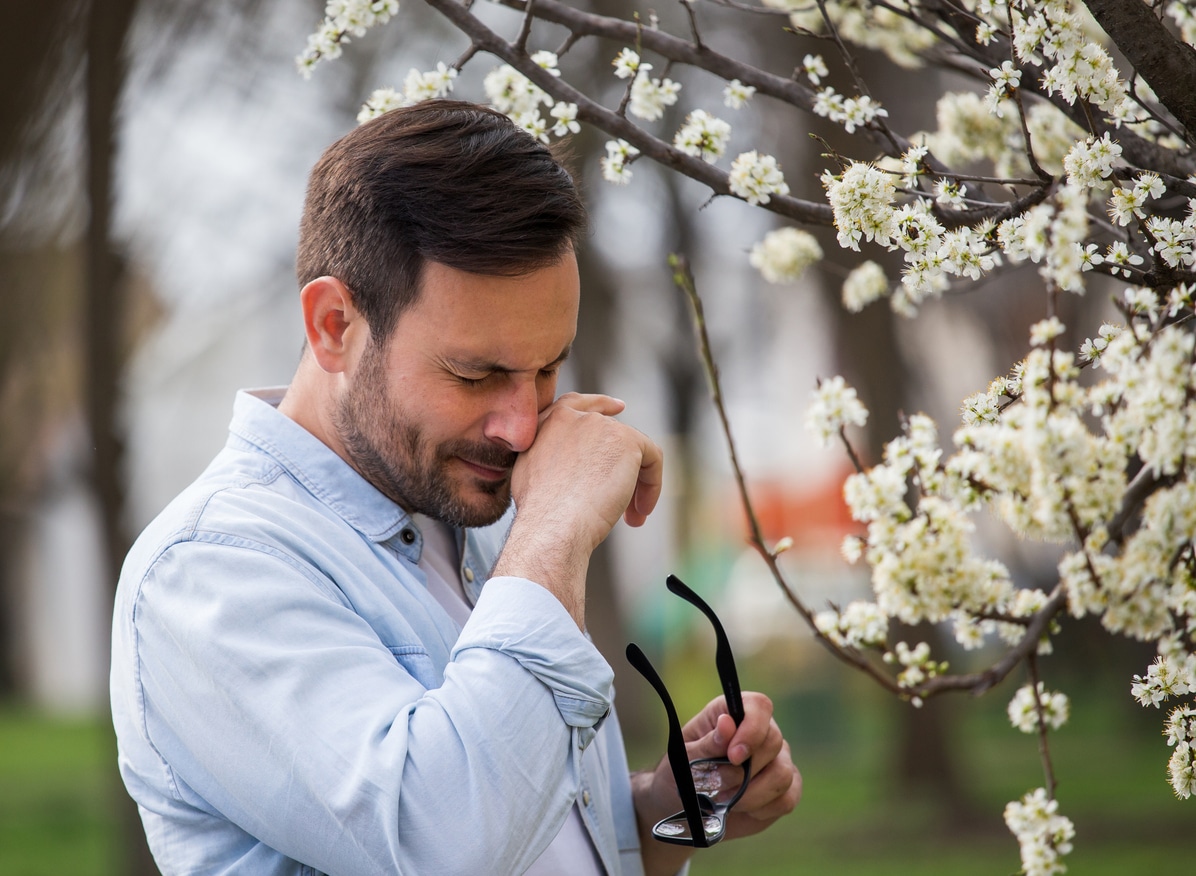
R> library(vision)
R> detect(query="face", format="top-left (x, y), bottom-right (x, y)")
top-left (334, 251), bottom-right (580, 528)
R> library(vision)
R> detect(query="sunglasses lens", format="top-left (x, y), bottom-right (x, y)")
top-left (653, 809), bottom-right (726, 844)
top-left (690, 759), bottom-right (748, 806)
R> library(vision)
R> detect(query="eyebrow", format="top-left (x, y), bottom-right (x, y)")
top-left (443, 344), bottom-right (572, 376)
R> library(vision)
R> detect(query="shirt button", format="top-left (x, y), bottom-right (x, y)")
top-left (400, 528), bottom-right (416, 545)
top-left (582, 790), bottom-right (591, 807)
top-left (463, 567), bottom-right (475, 582)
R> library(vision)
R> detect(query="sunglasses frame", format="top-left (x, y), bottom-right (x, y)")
top-left (625, 574), bottom-right (751, 848)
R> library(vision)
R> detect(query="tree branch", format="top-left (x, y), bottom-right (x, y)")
top-left (424, 0), bottom-right (836, 224)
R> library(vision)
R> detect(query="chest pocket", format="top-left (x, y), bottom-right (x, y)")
top-left (388, 644), bottom-right (443, 690)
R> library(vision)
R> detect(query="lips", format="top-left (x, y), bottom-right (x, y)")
top-left (457, 457), bottom-right (512, 481)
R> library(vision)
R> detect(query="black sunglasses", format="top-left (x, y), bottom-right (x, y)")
top-left (626, 575), bottom-right (751, 847)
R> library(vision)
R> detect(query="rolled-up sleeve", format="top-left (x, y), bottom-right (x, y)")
top-left (455, 577), bottom-right (613, 731)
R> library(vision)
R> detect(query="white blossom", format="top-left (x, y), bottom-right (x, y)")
top-left (806, 376), bottom-right (869, 446)
top-left (1029, 317), bottom-right (1065, 347)
top-left (1146, 215), bottom-right (1196, 269)
top-left (1008, 682), bottom-right (1070, 733)
top-left (549, 102), bottom-right (580, 137)
top-left (484, 64), bottom-right (551, 116)
top-left (402, 62), bottom-right (457, 102)
top-left (1168, 743), bottom-right (1196, 799)
top-left (531, 50), bottom-right (561, 76)
top-left (885, 641), bottom-right (945, 688)
top-left (814, 87), bottom-right (889, 133)
top-left (1104, 241), bottom-right (1143, 278)
top-left (297, 0), bottom-right (400, 77)
top-left (899, 144), bottom-right (929, 187)
top-left (673, 110), bottom-right (732, 163)
top-left (629, 73), bottom-right (681, 122)
top-left (822, 162), bottom-right (898, 251)
top-left (985, 60), bottom-right (1022, 116)
top-left (1132, 656), bottom-right (1193, 707)
top-left (513, 109), bottom-right (550, 144)
top-left (1062, 133), bottom-right (1122, 189)
top-left (816, 600), bottom-right (889, 649)
top-left (357, 87), bottom-right (407, 123)
top-left (933, 179), bottom-right (967, 209)
top-left (749, 227), bottom-right (822, 283)
top-left (600, 139), bottom-right (639, 185)
top-left (1004, 788), bottom-right (1075, 876)
top-left (842, 261), bottom-right (889, 312)
top-left (802, 53), bottom-right (829, 85)
top-left (728, 151), bottom-right (789, 206)
top-left (723, 79), bottom-right (756, 109)
top-left (612, 47), bottom-right (646, 79)
top-left (1079, 323), bottom-right (1120, 367)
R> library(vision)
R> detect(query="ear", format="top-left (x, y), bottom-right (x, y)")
top-left (299, 276), bottom-right (368, 373)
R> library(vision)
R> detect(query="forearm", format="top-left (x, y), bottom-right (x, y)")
top-left (492, 512), bottom-right (592, 628)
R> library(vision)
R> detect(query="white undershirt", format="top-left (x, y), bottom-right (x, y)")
top-left (411, 516), bottom-right (606, 876)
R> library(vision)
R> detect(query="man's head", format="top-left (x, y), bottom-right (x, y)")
top-left (297, 99), bottom-right (587, 339)
top-left (288, 101), bottom-right (587, 528)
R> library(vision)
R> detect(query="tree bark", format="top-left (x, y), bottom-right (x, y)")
top-left (1083, 0), bottom-right (1196, 142)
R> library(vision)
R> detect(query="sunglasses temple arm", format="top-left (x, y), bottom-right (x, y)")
top-left (625, 643), bottom-right (710, 847)
top-left (666, 575), bottom-right (745, 725)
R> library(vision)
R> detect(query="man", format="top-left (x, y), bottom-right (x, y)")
top-left (111, 99), bottom-right (800, 875)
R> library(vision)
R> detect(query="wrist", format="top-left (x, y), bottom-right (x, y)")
top-left (492, 512), bottom-right (591, 628)
top-left (632, 769), bottom-right (694, 876)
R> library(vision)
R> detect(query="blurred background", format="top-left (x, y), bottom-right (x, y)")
top-left (1, 1), bottom-right (1190, 873)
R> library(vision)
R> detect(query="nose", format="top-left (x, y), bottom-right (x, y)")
top-left (482, 377), bottom-right (542, 453)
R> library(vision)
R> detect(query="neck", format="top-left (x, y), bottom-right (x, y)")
top-left (278, 355), bottom-right (345, 461)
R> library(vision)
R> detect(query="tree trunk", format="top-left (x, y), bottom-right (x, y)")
top-left (85, 2), bottom-right (159, 873)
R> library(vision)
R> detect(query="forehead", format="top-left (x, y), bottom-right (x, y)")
top-left (388, 253), bottom-right (580, 367)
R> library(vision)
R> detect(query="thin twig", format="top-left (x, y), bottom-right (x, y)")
top-left (679, 0), bottom-right (704, 49)
top-left (515, 0), bottom-right (535, 52)
top-left (1027, 654), bottom-right (1059, 799)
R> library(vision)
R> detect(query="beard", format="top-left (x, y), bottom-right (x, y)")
top-left (334, 341), bottom-right (517, 528)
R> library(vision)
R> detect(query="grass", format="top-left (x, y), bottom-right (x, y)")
top-left (1, 643), bottom-right (1192, 875)
top-left (0, 704), bottom-right (121, 876)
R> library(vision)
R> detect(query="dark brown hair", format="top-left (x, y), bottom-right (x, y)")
top-left (297, 100), bottom-right (587, 339)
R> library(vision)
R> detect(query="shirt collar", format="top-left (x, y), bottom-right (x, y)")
top-left (228, 387), bottom-right (412, 544)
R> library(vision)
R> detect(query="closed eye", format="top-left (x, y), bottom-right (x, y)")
top-left (453, 372), bottom-right (493, 387)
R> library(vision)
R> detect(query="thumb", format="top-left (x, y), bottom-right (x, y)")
top-left (686, 712), bottom-right (740, 762)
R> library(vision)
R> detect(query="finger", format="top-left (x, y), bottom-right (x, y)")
top-left (723, 747), bottom-right (800, 845)
top-left (735, 742), bottom-right (801, 818)
top-left (726, 692), bottom-right (780, 766)
top-left (624, 437), bottom-right (664, 527)
top-left (548, 391), bottom-right (626, 418)
top-left (682, 711), bottom-right (738, 763)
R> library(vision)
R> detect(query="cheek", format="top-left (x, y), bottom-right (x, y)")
top-left (432, 390), bottom-right (494, 437)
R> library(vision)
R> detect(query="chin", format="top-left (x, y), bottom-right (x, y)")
top-left (440, 488), bottom-right (511, 529)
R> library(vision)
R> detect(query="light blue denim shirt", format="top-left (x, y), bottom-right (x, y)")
top-left (111, 389), bottom-right (646, 876)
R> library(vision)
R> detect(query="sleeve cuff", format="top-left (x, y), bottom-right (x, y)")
top-left (453, 576), bottom-right (614, 730)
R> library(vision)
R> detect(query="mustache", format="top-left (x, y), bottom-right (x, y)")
top-left (442, 440), bottom-right (518, 470)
